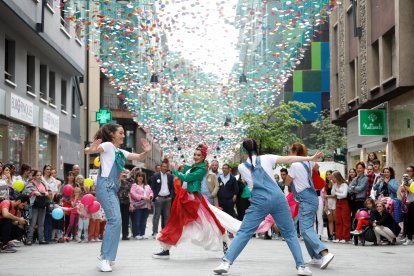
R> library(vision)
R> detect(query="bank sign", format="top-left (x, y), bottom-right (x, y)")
top-left (358, 109), bottom-right (387, 136)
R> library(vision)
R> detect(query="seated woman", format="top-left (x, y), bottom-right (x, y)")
top-left (370, 201), bottom-right (401, 245)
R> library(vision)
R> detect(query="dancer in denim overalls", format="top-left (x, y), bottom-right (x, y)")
top-left (214, 139), bottom-right (322, 276)
top-left (85, 123), bottom-right (151, 272)
top-left (285, 143), bottom-right (334, 271)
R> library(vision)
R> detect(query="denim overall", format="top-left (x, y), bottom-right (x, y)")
top-left (291, 162), bottom-right (327, 260)
top-left (95, 153), bottom-right (125, 261)
top-left (223, 157), bottom-right (305, 268)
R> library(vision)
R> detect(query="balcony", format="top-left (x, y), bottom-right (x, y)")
top-left (103, 95), bottom-right (127, 110)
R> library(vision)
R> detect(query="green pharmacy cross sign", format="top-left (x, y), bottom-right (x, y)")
top-left (358, 109), bottom-right (387, 136)
top-left (96, 109), bottom-right (112, 125)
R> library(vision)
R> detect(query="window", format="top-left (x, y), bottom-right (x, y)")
top-left (49, 71), bottom-right (56, 105)
top-left (38, 130), bottom-right (53, 170)
top-left (60, 0), bottom-right (69, 31)
top-left (0, 119), bottom-right (30, 167)
top-left (5, 39), bottom-right (16, 83)
top-left (61, 80), bottom-right (67, 111)
top-left (71, 85), bottom-right (76, 115)
top-left (370, 40), bottom-right (379, 88)
top-left (40, 64), bottom-right (48, 100)
top-left (382, 28), bottom-right (396, 81)
top-left (27, 55), bottom-right (36, 93)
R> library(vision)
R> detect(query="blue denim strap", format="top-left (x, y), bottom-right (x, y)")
top-left (300, 161), bottom-right (315, 190)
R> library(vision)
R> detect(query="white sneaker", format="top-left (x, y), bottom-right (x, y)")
top-left (297, 266), bottom-right (312, 276)
top-left (339, 240), bottom-right (346, 244)
top-left (213, 261), bottom-right (230, 274)
top-left (332, 239), bottom-right (339, 243)
top-left (403, 240), bottom-right (413, 246)
top-left (320, 253), bottom-right (334, 269)
top-left (135, 236), bottom-right (144, 240)
top-left (98, 260), bottom-right (112, 272)
top-left (97, 255), bottom-right (115, 266)
top-left (305, 258), bottom-right (322, 265)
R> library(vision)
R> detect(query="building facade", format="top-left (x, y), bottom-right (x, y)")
top-left (0, 0), bottom-right (84, 176)
top-left (329, 0), bottom-right (414, 176)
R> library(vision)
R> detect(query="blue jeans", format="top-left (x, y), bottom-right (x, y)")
top-left (96, 177), bottom-right (121, 261)
top-left (132, 208), bottom-right (150, 236)
top-left (224, 188), bottom-right (305, 268)
top-left (296, 188), bottom-right (327, 259)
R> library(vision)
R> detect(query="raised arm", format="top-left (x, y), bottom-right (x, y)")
top-left (127, 138), bottom-right (152, 161)
top-left (84, 139), bottom-right (104, 154)
top-left (276, 151), bottom-right (323, 164)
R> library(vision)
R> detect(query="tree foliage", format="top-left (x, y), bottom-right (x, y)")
top-left (306, 111), bottom-right (347, 157)
top-left (240, 101), bottom-right (315, 154)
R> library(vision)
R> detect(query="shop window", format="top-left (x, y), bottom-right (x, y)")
top-left (27, 55), bottom-right (36, 94)
top-left (0, 119), bottom-right (30, 166)
top-left (39, 131), bottom-right (53, 170)
top-left (40, 64), bottom-right (48, 101)
top-left (5, 38), bottom-right (16, 83)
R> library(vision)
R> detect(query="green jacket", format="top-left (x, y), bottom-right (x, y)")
top-left (173, 162), bottom-right (206, 193)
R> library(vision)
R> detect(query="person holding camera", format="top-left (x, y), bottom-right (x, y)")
top-left (0, 194), bottom-right (29, 253)
top-left (399, 172), bottom-right (414, 245)
top-left (23, 169), bottom-right (49, 245)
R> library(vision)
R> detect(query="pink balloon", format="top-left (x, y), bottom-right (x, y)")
top-left (63, 184), bottom-right (73, 197)
top-left (88, 201), bottom-right (101, 213)
top-left (81, 194), bottom-right (95, 206)
top-left (356, 210), bottom-right (369, 220)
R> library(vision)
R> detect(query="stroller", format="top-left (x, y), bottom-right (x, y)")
top-left (352, 220), bottom-right (376, 246)
top-left (19, 208), bottom-right (31, 245)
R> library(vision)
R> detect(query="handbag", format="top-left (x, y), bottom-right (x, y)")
top-left (133, 199), bottom-right (147, 209)
top-left (33, 195), bottom-right (47, 208)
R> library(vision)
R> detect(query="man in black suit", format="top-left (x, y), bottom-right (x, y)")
top-left (217, 163), bottom-right (239, 218)
top-left (150, 160), bottom-right (174, 237)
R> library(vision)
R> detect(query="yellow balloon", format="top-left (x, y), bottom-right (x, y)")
top-left (84, 178), bottom-right (94, 189)
top-left (320, 171), bottom-right (327, 181)
top-left (410, 183), bottom-right (414, 193)
top-left (94, 156), bottom-right (101, 167)
top-left (13, 180), bottom-right (25, 192)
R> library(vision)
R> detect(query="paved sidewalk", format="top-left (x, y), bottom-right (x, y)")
top-left (1, 234), bottom-right (412, 276)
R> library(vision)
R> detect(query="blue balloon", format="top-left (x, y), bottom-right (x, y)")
top-left (52, 208), bottom-right (64, 220)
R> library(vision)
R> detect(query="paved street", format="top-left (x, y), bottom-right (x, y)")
top-left (1, 216), bottom-right (412, 276)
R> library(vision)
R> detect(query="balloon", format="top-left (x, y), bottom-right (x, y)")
top-left (94, 156), bottom-right (101, 167)
top-left (51, 208), bottom-right (64, 220)
top-left (81, 194), bottom-right (95, 206)
top-left (88, 201), bottom-right (101, 213)
top-left (320, 171), bottom-right (327, 181)
top-left (84, 178), bottom-right (94, 189)
top-left (12, 180), bottom-right (25, 192)
top-left (356, 210), bottom-right (369, 220)
top-left (63, 184), bottom-right (73, 196)
top-left (410, 183), bottom-right (414, 193)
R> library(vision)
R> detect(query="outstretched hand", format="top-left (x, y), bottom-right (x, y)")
top-left (140, 138), bottom-right (152, 153)
top-left (310, 151), bottom-right (324, 161)
top-left (89, 139), bottom-right (102, 151)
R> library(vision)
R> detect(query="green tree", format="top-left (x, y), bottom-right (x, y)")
top-left (240, 101), bottom-right (314, 154)
top-left (306, 111), bottom-right (347, 158)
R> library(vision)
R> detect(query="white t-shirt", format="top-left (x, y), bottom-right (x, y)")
top-left (289, 161), bottom-right (315, 193)
top-left (238, 155), bottom-right (278, 191)
top-left (99, 142), bottom-right (130, 177)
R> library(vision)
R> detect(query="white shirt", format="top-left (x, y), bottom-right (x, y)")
top-left (289, 161), bottom-right (315, 193)
top-left (100, 142), bottom-right (130, 177)
top-left (220, 173), bottom-right (230, 185)
top-left (42, 176), bottom-right (58, 193)
top-left (238, 155), bottom-right (278, 191)
top-left (333, 182), bottom-right (348, 199)
top-left (159, 172), bottom-right (170, 196)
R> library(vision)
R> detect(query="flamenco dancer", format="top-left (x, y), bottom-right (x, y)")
top-left (214, 139), bottom-right (323, 276)
top-left (85, 123), bottom-right (151, 272)
top-left (153, 144), bottom-right (231, 259)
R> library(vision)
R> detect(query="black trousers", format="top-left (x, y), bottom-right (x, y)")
top-left (236, 197), bottom-right (250, 221)
top-left (219, 198), bottom-right (236, 218)
top-left (404, 202), bottom-right (414, 240)
top-left (120, 203), bottom-right (131, 238)
top-left (0, 218), bottom-right (25, 245)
